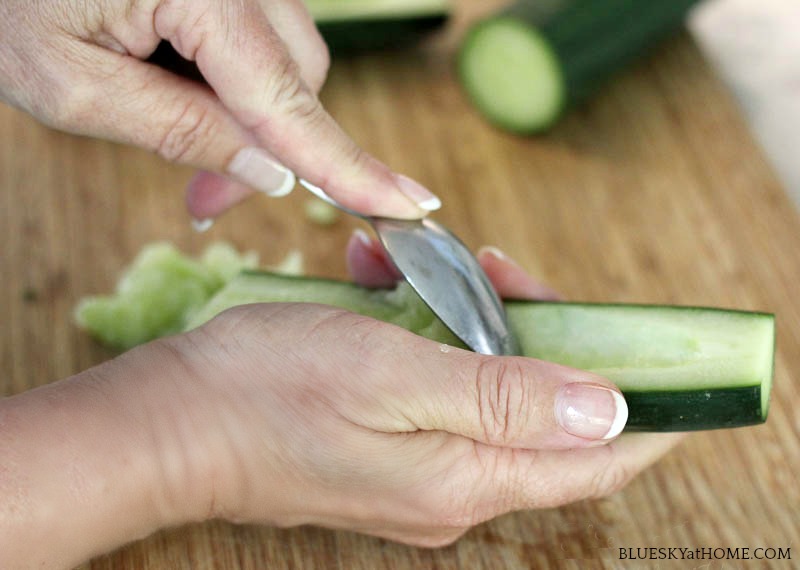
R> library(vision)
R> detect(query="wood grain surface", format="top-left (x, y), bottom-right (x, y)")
top-left (2, 1), bottom-right (799, 568)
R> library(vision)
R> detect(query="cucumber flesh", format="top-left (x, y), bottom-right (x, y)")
top-left (186, 271), bottom-right (775, 432)
top-left (75, 243), bottom-right (255, 351)
top-left (459, 18), bottom-right (565, 133)
top-left (74, 244), bottom-right (298, 351)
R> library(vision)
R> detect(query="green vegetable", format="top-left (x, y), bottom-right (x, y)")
top-left (458, 0), bottom-right (701, 133)
top-left (186, 271), bottom-right (775, 431)
top-left (305, 0), bottom-right (450, 53)
top-left (74, 242), bottom-right (258, 350)
top-left (75, 243), bottom-right (774, 432)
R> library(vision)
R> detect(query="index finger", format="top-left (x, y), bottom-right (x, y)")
top-left (154, 0), bottom-right (437, 219)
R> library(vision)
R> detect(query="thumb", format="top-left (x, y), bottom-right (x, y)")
top-left (388, 344), bottom-right (628, 449)
top-left (156, 0), bottom-right (440, 219)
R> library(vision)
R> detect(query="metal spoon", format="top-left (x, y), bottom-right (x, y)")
top-left (300, 179), bottom-right (520, 356)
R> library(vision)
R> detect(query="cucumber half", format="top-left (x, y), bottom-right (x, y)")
top-left (458, 0), bottom-right (701, 133)
top-left (187, 271), bottom-right (775, 432)
top-left (305, 0), bottom-right (450, 53)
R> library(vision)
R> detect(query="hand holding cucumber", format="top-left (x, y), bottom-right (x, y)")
top-left (0, 243), bottom-right (688, 566)
top-left (0, 0), bottom-right (440, 220)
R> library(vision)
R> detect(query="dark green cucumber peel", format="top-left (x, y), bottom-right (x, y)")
top-left (458, 0), bottom-right (701, 133)
top-left (187, 271), bottom-right (775, 432)
top-left (306, 0), bottom-right (450, 53)
top-left (624, 388), bottom-right (763, 432)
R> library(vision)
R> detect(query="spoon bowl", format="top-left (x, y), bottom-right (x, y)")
top-left (300, 179), bottom-right (520, 356)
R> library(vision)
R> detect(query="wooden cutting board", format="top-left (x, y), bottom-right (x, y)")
top-left (2, 2), bottom-right (799, 568)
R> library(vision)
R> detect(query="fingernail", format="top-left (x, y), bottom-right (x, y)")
top-left (191, 218), bottom-right (214, 233)
top-left (556, 384), bottom-right (628, 440)
top-left (478, 245), bottom-right (522, 266)
top-left (395, 174), bottom-right (441, 211)
top-left (481, 245), bottom-right (508, 259)
top-left (228, 147), bottom-right (296, 197)
top-left (353, 228), bottom-right (373, 247)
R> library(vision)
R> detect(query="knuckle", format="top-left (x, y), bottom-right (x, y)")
top-left (25, 46), bottom-right (125, 133)
top-left (318, 310), bottom-right (387, 352)
top-left (342, 143), bottom-right (372, 174)
top-left (156, 99), bottom-right (218, 163)
top-left (306, 36), bottom-right (331, 92)
top-left (200, 303), bottom-right (298, 343)
top-left (204, 303), bottom-right (258, 331)
top-left (280, 82), bottom-right (323, 126)
top-left (153, 0), bottom-right (211, 60)
top-left (258, 51), bottom-right (325, 127)
top-left (312, 143), bottom-right (373, 199)
top-left (267, 52), bottom-right (304, 104)
top-left (474, 358), bottom-right (531, 445)
top-left (38, 76), bottom-right (94, 132)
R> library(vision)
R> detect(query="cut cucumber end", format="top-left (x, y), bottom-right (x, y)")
top-left (458, 17), bottom-right (565, 133)
top-left (507, 302), bottom-right (775, 428)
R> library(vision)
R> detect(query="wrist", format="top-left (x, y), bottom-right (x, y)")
top-left (98, 336), bottom-right (220, 528)
top-left (0, 338), bottom-right (215, 568)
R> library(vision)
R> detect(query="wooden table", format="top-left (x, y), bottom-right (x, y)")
top-left (2, 2), bottom-right (799, 568)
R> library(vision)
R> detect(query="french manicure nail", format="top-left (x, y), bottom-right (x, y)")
top-left (228, 147), bottom-right (296, 197)
top-left (481, 245), bottom-right (509, 260)
top-left (191, 218), bottom-right (214, 233)
top-left (395, 174), bottom-right (441, 211)
top-left (555, 384), bottom-right (628, 440)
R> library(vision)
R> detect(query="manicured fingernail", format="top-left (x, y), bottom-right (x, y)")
top-left (191, 218), bottom-right (214, 232)
top-left (228, 147), bottom-right (296, 197)
top-left (352, 228), bottom-right (373, 247)
top-left (481, 245), bottom-right (508, 259)
top-left (395, 174), bottom-right (441, 211)
top-left (556, 384), bottom-right (628, 440)
top-left (479, 245), bottom-right (523, 266)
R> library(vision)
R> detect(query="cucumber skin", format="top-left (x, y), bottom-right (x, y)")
top-left (190, 271), bottom-right (775, 432)
top-left (461, 0), bottom-right (701, 132)
top-left (534, 0), bottom-right (701, 107)
top-left (144, 10), bottom-right (449, 75)
top-left (625, 387), bottom-right (763, 432)
top-left (306, 0), bottom-right (450, 53)
top-left (317, 15), bottom-right (448, 54)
